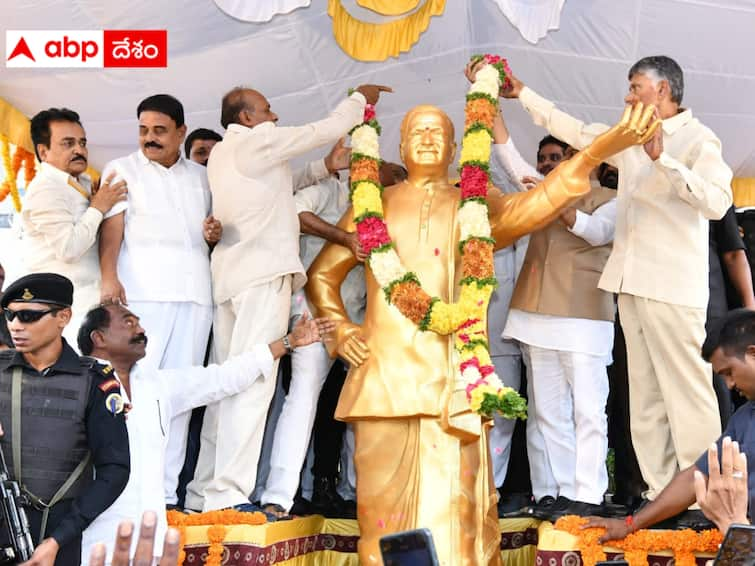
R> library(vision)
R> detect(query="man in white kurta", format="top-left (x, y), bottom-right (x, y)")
top-left (21, 108), bottom-right (127, 347)
top-left (186, 84), bottom-right (389, 512)
top-left (78, 303), bottom-right (327, 564)
top-left (509, 55), bottom-right (732, 499)
top-left (98, 94), bottom-right (219, 507)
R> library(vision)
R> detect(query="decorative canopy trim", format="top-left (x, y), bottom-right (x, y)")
top-left (212, 0), bottom-right (311, 23)
top-left (355, 0), bottom-right (421, 16)
top-left (328, 0), bottom-right (446, 62)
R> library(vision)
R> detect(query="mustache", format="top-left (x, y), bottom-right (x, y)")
top-left (70, 155), bottom-right (87, 162)
top-left (130, 333), bottom-right (148, 345)
top-left (144, 141), bottom-right (163, 149)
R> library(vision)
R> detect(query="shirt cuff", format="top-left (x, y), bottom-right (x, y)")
top-left (254, 343), bottom-right (275, 381)
top-left (656, 151), bottom-right (692, 194)
top-left (84, 205), bottom-right (104, 223)
top-left (104, 200), bottom-right (128, 219)
top-left (349, 91), bottom-right (367, 106)
top-left (568, 210), bottom-right (589, 236)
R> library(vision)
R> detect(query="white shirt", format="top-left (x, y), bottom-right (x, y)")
top-left (294, 175), bottom-right (366, 323)
top-left (80, 345), bottom-right (275, 565)
top-left (519, 86), bottom-right (733, 309)
top-left (208, 92), bottom-right (366, 304)
top-left (496, 136), bottom-right (616, 360)
top-left (21, 162), bottom-right (102, 285)
top-left (103, 151), bottom-right (212, 305)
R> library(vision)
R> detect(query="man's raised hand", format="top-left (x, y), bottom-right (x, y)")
top-left (354, 85), bottom-right (393, 105)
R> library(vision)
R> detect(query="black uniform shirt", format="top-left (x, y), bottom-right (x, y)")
top-left (0, 340), bottom-right (130, 548)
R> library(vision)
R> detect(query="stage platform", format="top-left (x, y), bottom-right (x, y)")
top-left (174, 514), bottom-right (721, 565)
top-left (178, 515), bottom-right (538, 565)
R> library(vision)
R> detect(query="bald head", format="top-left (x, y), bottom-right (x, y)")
top-left (399, 105), bottom-right (456, 174)
top-left (400, 105), bottom-right (455, 141)
top-left (220, 88), bottom-right (277, 129)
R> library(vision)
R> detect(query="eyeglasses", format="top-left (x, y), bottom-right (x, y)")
top-left (3, 308), bottom-right (62, 323)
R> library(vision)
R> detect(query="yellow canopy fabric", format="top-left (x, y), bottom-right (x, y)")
top-left (328, 0), bottom-right (445, 62)
top-left (733, 177), bottom-right (755, 209)
top-left (355, 0), bottom-right (420, 16)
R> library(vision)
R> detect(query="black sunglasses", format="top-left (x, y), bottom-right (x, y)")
top-left (3, 308), bottom-right (63, 323)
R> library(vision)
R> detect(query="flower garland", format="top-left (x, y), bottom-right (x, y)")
top-left (0, 134), bottom-right (36, 212)
top-left (554, 516), bottom-right (723, 566)
top-left (349, 55), bottom-right (526, 420)
top-left (167, 509), bottom-right (266, 566)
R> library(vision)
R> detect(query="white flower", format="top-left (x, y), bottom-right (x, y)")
top-left (462, 365), bottom-right (482, 384)
top-left (351, 125), bottom-right (380, 159)
top-left (369, 248), bottom-right (407, 288)
top-left (468, 65), bottom-right (501, 100)
top-left (487, 373), bottom-right (503, 390)
top-left (458, 201), bottom-right (491, 240)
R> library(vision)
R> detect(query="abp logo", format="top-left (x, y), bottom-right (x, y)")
top-left (6, 30), bottom-right (167, 68)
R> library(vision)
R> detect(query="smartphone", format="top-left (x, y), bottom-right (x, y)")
top-left (379, 528), bottom-right (440, 566)
top-left (714, 523), bottom-right (755, 565)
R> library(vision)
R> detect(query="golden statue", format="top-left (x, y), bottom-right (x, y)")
top-left (306, 102), bottom-right (658, 565)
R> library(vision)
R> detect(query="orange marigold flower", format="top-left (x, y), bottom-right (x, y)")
top-left (390, 281), bottom-right (433, 324)
top-left (351, 158), bottom-right (380, 183)
top-left (462, 239), bottom-right (494, 279)
top-left (464, 98), bottom-right (497, 130)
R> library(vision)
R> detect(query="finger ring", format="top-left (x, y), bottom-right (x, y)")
top-left (732, 471), bottom-right (744, 479)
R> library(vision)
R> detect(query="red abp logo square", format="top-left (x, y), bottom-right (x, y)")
top-left (103, 30), bottom-right (167, 68)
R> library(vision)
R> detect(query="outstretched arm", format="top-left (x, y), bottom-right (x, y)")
top-left (490, 103), bottom-right (660, 248)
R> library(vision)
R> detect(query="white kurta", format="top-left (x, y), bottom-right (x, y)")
top-left (80, 345), bottom-right (274, 565)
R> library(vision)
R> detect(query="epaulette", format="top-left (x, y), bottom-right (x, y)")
top-left (79, 356), bottom-right (119, 391)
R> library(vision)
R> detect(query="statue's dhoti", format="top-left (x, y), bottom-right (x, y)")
top-left (353, 418), bottom-right (501, 566)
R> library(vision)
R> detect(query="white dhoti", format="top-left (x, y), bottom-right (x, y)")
top-left (186, 276), bottom-right (291, 511)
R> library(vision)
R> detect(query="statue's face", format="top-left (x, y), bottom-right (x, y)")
top-left (400, 109), bottom-right (455, 171)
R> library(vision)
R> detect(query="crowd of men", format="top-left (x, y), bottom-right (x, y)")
top-left (1, 54), bottom-right (754, 566)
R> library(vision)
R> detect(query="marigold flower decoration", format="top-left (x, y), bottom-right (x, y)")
top-left (348, 55), bottom-right (527, 420)
top-left (554, 515), bottom-right (723, 566)
top-left (0, 134), bottom-right (36, 212)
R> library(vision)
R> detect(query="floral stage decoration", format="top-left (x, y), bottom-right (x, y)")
top-left (0, 133), bottom-right (35, 212)
top-left (167, 509), bottom-right (266, 566)
top-left (554, 515), bottom-right (723, 566)
top-left (348, 55), bottom-right (526, 420)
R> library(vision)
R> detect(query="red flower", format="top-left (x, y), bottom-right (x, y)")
top-left (484, 54), bottom-right (501, 65)
top-left (458, 333), bottom-right (470, 343)
top-left (480, 364), bottom-right (495, 377)
top-left (457, 318), bottom-right (481, 331)
top-left (357, 216), bottom-right (391, 254)
top-left (460, 165), bottom-right (488, 199)
top-left (460, 357), bottom-right (481, 373)
top-left (364, 104), bottom-right (376, 122)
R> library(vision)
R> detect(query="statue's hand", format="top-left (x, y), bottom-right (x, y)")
top-left (586, 102), bottom-right (661, 162)
top-left (335, 322), bottom-right (370, 367)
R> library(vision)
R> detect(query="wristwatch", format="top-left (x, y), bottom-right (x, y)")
top-left (282, 334), bottom-right (294, 353)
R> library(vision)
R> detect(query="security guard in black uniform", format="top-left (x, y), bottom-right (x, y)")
top-left (0, 273), bottom-right (130, 566)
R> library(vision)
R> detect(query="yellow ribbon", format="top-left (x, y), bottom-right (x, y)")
top-left (355, 0), bottom-right (420, 16)
top-left (328, 0), bottom-right (446, 61)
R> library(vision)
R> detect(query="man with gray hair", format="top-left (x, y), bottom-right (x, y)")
top-left (499, 55), bottom-right (733, 507)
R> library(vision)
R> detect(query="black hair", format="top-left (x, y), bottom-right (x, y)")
top-left (628, 55), bottom-right (684, 105)
top-left (30, 108), bottom-right (82, 161)
top-left (184, 128), bottom-right (223, 157)
top-left (221, 88), bottom-right (253, 130)
top-left (537, 135), bottom-right (568, 154)
top-left (137, 94), bottom-right (185, 127)
top-left (77, 305), bottom-right (112, 356)
top-left (0, 316), bottom-right (12, 349)
top-left (702, 308), bottom-right (755, 362)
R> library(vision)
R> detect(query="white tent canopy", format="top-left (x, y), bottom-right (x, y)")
top-left (2, 0), bottom-right (754, 177)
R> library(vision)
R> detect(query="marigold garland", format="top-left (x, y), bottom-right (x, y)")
top-left (554, 515), bottom-right (723, 566)
top-left (167, 509), bottom-right (266, 566)
top-left (348, 55), bottom-right (527, 420)
top-left (0, 134), bottom-right (35, 212)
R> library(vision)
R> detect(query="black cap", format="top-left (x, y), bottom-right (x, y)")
top-left (1, 273), bottom-right (74, 309)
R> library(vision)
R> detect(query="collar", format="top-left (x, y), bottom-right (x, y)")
top-left (136, 149), bottom-right (186, 171)
top-left (662, 108), bottom-right (692, 135)
top-left (39, 162), bottom-right (91, 188)
top-left (2, 339), bottom-right (83, 375)
top-left (226, 122), bottom-right (274, 136)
